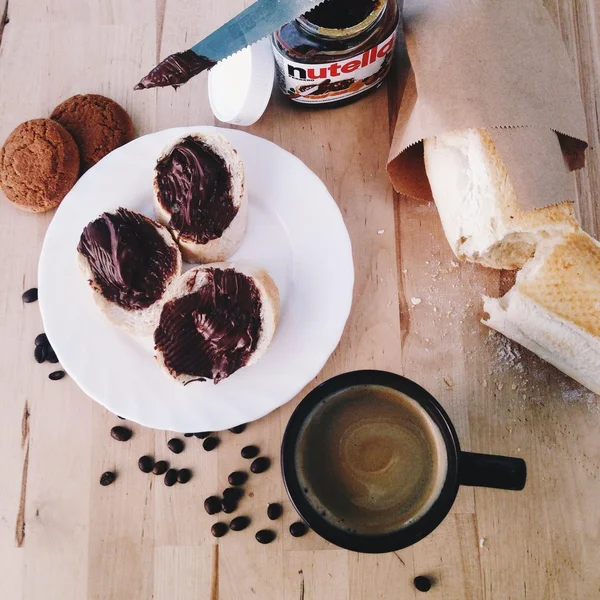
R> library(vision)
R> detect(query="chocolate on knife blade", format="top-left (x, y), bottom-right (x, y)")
top-left (134, 0), bottom-right (323, 90)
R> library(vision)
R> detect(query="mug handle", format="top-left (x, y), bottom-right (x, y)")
top-left (458, 452), bottom-right (526, 491)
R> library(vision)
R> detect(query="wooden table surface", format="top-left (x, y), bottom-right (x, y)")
top-left (1, 1), bottom-right (599, 599)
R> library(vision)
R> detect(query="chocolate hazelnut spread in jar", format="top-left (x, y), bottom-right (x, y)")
top-left (272, 0), bottom-right (400, 105)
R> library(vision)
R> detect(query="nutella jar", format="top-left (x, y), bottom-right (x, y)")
top-left (272, 0), bottom-right (400, 105)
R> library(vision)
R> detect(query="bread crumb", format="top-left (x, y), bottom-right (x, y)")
top-left (443, 375), bottom-right (454, 388)
top-left (479, 538), bottom-right (486, 548)
top-left (402, 269), bottom-right (407, 274)
top-left (511, 383), bottom-right (517, 390)
top-left (377, 229), bottom-right (385, 235)
top-left (496, 382), bottom-right (504, 391)
top-left (410, 297), bottom-right (422, 306)
top-left (482, 380), bottom-right (488, 388)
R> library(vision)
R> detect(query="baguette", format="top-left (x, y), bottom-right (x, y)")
top-left (154, 263), bottom-right (279, 384)
top-left (77, 208), bottom-right (182, 336)
top-left (154, 133), bottom-right (247, 264)
top-left (424, 128), bottom-right (578, 270)
top-left (483, 230), bottom-right (600, 395)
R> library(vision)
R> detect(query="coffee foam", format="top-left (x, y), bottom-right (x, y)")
top-left (295, 385), bottom-right (448, 535)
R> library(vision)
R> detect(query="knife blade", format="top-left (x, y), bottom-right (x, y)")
top-left (135, 0), bottom-right (324, 90)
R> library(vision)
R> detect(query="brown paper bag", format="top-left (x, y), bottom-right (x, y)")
top-left (387, 0), bottom-right (589, 208)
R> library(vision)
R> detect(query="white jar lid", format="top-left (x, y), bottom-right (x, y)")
top-left (208, 38), bottom-right (275, 127)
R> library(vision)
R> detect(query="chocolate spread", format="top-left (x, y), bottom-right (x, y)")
top-left (305, 0), bottom-right (378, 30)
top-left (77, 208), bottom-right (178, 310)
top-left (155, 136), bottom-right (237, 245)
top-left (154, 268), bottom-right (262, 384)
top-left (134, 50), bottom-right (216, 90)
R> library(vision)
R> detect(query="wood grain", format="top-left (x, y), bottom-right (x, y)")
top-left (0, 0), bottom-right (598, 598)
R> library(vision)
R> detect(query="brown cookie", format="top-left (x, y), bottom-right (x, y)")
top-left (51, 94), bottom-right (135, 172)
top-left (0, 118), bottom-right (80, 213)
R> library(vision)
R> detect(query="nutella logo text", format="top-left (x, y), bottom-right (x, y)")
top-left (273, 30), bottom-right (397, 105)
top-left (286, 37), bottom-right (395, 81)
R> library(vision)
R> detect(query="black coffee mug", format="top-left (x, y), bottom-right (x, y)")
top-left (281, 370), bottom-right (526, 553)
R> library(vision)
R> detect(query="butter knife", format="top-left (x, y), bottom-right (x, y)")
top-left (135, 0), bottom-right (323, 90)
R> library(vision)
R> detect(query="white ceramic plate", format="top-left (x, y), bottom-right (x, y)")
top-left (39, 126), bottom-right (354, 432)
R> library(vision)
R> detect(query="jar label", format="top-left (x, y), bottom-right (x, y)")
top-left (273, 31), bottom-right (396, 104)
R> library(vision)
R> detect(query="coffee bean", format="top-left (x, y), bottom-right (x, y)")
top-left (34, 344), bottom-right (47, 363)
top-left (289, 522), bottom-right (308, 537)
top-left (413, 576), bottom-right (432, 592)
top-left (250, 456), bottom-right (271, 474)
top-left (255, 529), bottom-right (275, 544)
top-left (35, 333), bottom-right (48, 346)
top-left (46, 345), bottom-right (59, 364)
top-left (184, 433), bottom-right (193, 437)
top-left (48, 370), bottom-right (65, 381)
top-left (223, 487), bottom-right (243, 502)
top-left (177, 468), bottom-right (192, 484)
top-left (111, 426), bottom-right (133, 442)
top-left (100, 471), bottom-right (116, 486)
top-left (204, 496), bottom-right (222, 515)
top-left (167, 438), bottom-right (184, 454)
top-left (229, 516), bottom-right (250, 531)
top-left (164, 469), bottom-right (178, 487)
top-left (211, 522), bottom-right (228, 538)
top-left (22, 288), bottom-right (38, 303)
top-left (152, 460), bottom-right (168, 475)
top-left (241, 445), bottom-right (259, 459)
top-left (228, 471), bottom-right (248, 486)
top-left (229, 423), bottom-right (247, 434)
top-left (221, 498), bottom-right (237, 514)
top-left (138, 456), bottom-right (154, 473)
top-left (267, 503), bottom-right (283, 520)
top-left (194, 432), bottom-right (211, 439)
top-left (202, 436), bottom-right (219, 451)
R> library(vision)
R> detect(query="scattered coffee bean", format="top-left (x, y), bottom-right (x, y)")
top-left (229, 516), bottom-right (250, 531)
top-left (204, 496), bottom-right (222, 515)
top-left (34, 333), bottom-right (48, 346)
top-left (167, 438), bottom-right (184, 454)
top-left (152, 460), bottom-right (168, 475)
top-left (211, 522), bottom-right (228, 538)
top-left (164, 468), bottom-right (178, 487)
top-left (194, 432), bottom-right (211, 439)
top-left (48, 370), bottom-right (65, 381)
top-left (289, 522), bottom-right (308, 537)
top-left (138, 456), bottom-right (154, 473)
top-left (177, 468), bottom-right (192, 484)
top-left (228, 471), bottom-right (248, 486)
top-left (34, 344), bottom-right (47, 363)
top-left (22, 288), bottom-right (38, 303)
top-left (223, 487), bottom-right (243, 502)
top-left (255, 529), bottom-right (275, 544)
top-left (111, 426), bottom-right (133, 442)
top-left (184, 433), bottom-right (193, 437)
top-left (250, 456), bottom-right (271, 474)
top-left (413, 576), bottom-right (432, 592)
top-left (202, 436), bottom-right (219, 451)
top-left (221, 498), bottom-right (237, 514)
top-left (100, 471), bottom-right (116, 486)
top-left (229, 423), bottom-right (247, 434)
top-left (241, 445), bottom-right (259, 459)
top-left (267, 503), bottom-right (283, 520)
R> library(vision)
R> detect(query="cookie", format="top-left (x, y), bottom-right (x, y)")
top-left (51, 94), bottom-right (135, 172)
top-left (0, 119), bottom-right (80, 213)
